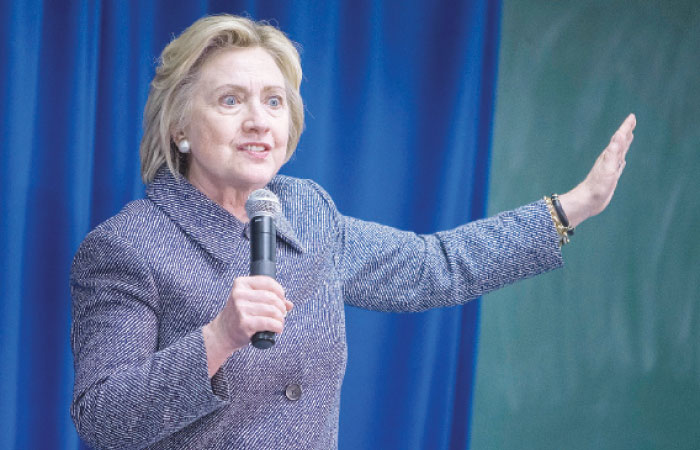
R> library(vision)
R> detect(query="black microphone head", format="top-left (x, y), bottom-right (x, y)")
top-left (245, 189), bottom-right (281, 219)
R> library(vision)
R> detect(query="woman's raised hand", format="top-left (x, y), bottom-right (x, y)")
top-left (203, 276), bottom-right (293, 377)
top-left (559, 114), bottom-right (636, 228)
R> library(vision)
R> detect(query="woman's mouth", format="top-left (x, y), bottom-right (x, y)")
top-left (242, 144), bottom-right (267, 152)
top-left (238, 143), bottom-right (271, 159)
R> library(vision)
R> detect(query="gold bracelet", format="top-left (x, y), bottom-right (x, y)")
top-left (544, 196), bottom-right (573, 246)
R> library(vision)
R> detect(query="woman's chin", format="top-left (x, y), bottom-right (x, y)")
top-left (231, 169), bottom-right (278, 191)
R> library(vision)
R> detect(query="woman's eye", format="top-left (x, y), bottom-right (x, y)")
top-left (268, 96), bottom-right (282, 108)
top-left (222, 95), bottom-right (237, 106)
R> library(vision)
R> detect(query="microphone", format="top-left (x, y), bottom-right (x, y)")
top-left (245, 189), bottom-right (281, 349)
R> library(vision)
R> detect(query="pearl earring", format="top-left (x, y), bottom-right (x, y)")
top-left (178, 139), bottom-right (190, 153)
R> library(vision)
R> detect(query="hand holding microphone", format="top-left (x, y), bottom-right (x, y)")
top-left (203, 190), bottom-right (291, 373)
top-left (203, 274), bottom-right (291, 376)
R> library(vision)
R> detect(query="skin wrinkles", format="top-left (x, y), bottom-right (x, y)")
top-left (179, 47), bottom-right (290, 221)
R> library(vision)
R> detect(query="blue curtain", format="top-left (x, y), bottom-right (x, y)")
top-left (0, 1), bottom-right (501, 448)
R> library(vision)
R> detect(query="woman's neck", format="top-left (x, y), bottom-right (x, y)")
top-left (187, 175), bottom-right (252, 222)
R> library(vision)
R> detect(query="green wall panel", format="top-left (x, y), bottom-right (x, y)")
top-left (472, 1), bottom-right (700, 449)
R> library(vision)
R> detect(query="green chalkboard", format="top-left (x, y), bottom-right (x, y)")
top-left (472, 1), bottom-right (700, 449)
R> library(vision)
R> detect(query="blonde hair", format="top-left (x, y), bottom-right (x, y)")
top-left (140, 14), bottom-right (304, 183)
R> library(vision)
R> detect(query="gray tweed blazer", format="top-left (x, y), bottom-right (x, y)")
top-left (70, 168), bottom-right (563, 449)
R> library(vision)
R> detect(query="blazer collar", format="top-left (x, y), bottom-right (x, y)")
top-left (146, 167), bottom-right (305, 264)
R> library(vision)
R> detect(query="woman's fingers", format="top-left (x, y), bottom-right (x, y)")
top-left (242, 297), bottom-right (287, 321)
top-left (611, 113), bottom-right (636, 158)
top-left (599, 114), bottom-right (636, 173)
top-left (230, 277), bottom-right (293, 328)
top-left (245, 316), bottom-right (285, 335)
top-left (210, 276), bottom-right (294, 351)
top-left (241, 275), bottom-right (287, 301)
top-left (559, 114), bottom-right (637, 227)
top-left (231, 276), bottom-right (291, 315)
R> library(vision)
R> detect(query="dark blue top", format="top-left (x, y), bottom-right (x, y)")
top-left (70, 167), bottom-right (563, 449)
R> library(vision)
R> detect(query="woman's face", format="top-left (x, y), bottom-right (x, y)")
top-left (183, 46), bottom-right (290, 197)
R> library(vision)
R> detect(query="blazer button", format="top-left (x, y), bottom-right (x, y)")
top-left (285, 383), bottom-right (302, 401)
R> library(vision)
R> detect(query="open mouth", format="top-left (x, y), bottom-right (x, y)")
top-left (238, 143), bottom-right (271, 159)
top-left (241, 144), bottom-right (267, 152)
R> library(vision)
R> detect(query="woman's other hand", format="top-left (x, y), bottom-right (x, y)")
top-left (202, 276), bottom-right (293, 377)
top-left (559, 113), bottom-right (636, 228)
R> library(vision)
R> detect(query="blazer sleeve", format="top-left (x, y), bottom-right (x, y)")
top-left (70, 228), bottom-right (229, 449)
top-left (337, 200), bottom-right (564, 312)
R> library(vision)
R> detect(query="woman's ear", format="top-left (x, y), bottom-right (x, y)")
top-left (172, 129), bottom-right (186, 143)
top-left (172, 130), bottom-right (190, 154)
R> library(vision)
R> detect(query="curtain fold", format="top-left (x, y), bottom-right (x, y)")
top-left (0, 1), bottom-right (500, 448)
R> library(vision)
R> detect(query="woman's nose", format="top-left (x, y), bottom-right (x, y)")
top-left (242, 103), bottom-right (270, 134)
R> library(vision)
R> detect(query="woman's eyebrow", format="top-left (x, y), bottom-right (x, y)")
top-left (211, 83), bottom-right (246, 94)
top-left (212, 83), bottom-right (285, 94)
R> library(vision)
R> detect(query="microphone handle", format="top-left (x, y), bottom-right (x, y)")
top-left (250, 215), bottom-right (277, 350)
top-left (251, 331), bottom-right (276, 349)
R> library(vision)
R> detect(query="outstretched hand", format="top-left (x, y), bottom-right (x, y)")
top-left (559, 114), bottom-right (636, 228)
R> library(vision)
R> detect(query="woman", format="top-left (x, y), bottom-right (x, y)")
top-left (70, 14), bottom-right (635, 449)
